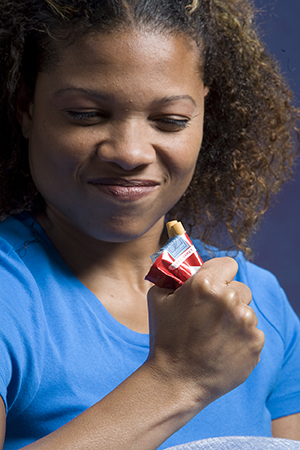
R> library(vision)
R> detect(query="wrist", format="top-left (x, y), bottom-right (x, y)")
top-left (142, 357), bottom-right (209, 422)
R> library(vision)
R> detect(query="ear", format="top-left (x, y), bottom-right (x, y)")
top-left (16, 77), bottom-right (34, 139)
top-left (204, 85), bottom-right (210, 97)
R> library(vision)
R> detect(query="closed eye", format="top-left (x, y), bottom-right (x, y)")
top-left (65, 110), bottom-right (109, 124)
top-left (65, 110), bottom-right (190, 131)
top-left (154, 117), bottom-right (190, 132)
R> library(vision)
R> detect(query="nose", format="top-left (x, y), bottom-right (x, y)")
top-left (96, 119), bottom-right (156, 171)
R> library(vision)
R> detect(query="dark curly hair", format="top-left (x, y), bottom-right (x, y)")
top-left (0, 0), bottom-right (299, 256)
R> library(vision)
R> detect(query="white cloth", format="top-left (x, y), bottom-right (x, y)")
top-left (166, 436), bottom-right (300, 449)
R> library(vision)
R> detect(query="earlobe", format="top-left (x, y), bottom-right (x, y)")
top-left (16, 77), bottom-right (34, 139)
top-left (204, 86), bottom-right (210, 97)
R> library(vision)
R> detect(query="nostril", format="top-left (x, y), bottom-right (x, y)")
top-left (96, 141), bottom-right (156, 171)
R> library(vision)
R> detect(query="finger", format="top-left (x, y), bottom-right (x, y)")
top-left (193, 256), bottom-right (239, 288)
top-left (147, 285), bottom-right (175, 324)
top-left (228, 280), bottom-right (252, 306)
top-left (222, 281), bottom-right (257, 329)
top-left (239, 303), bottom-right (258, 328)
top-left (147, 284), bottom-right (174, 304)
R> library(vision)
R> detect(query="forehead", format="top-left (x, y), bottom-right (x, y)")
top-left (46, 29), bottom-right (204, 83)
top-left (33, 29), bottom-right (207, 112)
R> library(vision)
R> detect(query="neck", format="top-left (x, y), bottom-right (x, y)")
top-left (35, 207), bottom-right (168, 333)
top-left (35, 208), bottom-right (166, 286)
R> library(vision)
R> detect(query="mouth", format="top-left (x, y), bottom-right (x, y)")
top-left (88, 178), bottom-right (160, 201)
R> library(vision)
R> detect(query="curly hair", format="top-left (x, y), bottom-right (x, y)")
top-left (0, 0), bottom-right (299, 256)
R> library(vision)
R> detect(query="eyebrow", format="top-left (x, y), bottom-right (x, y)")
top-left (54, 87), bottom-right (197, 107)
top-left (157, 94), bottom-right (197, 107)
top-left (54, 87), bottom-right (115, 102)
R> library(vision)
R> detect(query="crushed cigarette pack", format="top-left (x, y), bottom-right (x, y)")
top-left (145, 220), bottom-right (203, 289)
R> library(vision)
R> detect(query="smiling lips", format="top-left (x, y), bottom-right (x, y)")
top-left (88, 178), bottom-right (159, 201)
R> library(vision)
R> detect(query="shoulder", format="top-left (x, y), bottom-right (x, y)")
top-left (0, 215), bottom-right (37, 292)
top-left (0, 215), bottom-right (50, 363)
top-left (194, 240), bottom-right (282, 295)
top-left (0, 214), bottom-right (43, 297)
top-left (194, 240), bottom-right (300, 341)
top-left (0, 212), bottom-right (65, 283)
top-left (0, 216), bottom-right (47, 417)
top-left (235, 254), bottom-right (299, 344)
top-left (0, 213), bottom-right (35, 247)
top-left (0, 214), bottom-right (48, 330)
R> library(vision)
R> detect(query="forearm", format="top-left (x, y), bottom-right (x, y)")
top-left (21, 362), bottom-right (203, 450)
top-left (8, 258), bottom-right (264, 450)
top-left (272, 413), bottom-right (300, 441)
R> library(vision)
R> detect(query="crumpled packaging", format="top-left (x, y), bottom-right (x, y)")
top-left (145, 221), bottom-right (203, 289)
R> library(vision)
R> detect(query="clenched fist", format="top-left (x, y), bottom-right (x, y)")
top-left (146, 257), bottom-right (265, 408)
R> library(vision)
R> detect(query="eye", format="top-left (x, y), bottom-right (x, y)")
top-left (65, 110), bottom-right (109, 125)
top-left (154, 117), bottom-right (190, 132)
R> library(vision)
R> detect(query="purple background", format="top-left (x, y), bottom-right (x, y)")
top-left (252, 0), bottom-right (300, 317)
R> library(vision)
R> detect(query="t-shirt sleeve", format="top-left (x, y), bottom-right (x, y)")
top-left (237, 257), bottom-right (300, 420)
top-left (0, 240), bottom-right (45, 420)
top-left (265, 286), bottom-right (300, 419)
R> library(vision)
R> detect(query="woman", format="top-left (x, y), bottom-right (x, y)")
top-left (0, 0), bottom-right (299, 449)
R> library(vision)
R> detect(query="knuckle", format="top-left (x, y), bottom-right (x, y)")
top-left (229, 303), bottom-right (257, 332)
top-left (219, 288), bottom-right (241, 314)
top-left (224, 288), bottom-right (239, 306)
top-left (252, 329), bottom-right (265, 352)
top-left (241, 284), bottom-right (252, 305)
top-left (240, 306), bottom-right (256, 326)
top-left (244, 328), bottom-right (265, 363)
top-left (193, 271), bottom-right (214, 297)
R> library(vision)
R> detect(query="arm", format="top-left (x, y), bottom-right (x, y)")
top-left (0, 257), bottom-right (264, 450)
top-left (0, 398), bottom-right (5, 450)
top-left (0, 372), bottom-right (206, 450)
top-left (272, 413), bottom-right (300, 441)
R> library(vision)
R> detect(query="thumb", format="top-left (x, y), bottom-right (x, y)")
top-left (147, 284), bottom-right (174, 305)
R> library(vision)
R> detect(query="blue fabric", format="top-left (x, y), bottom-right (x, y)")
top-left (0, 213), bottom-right (299, 450)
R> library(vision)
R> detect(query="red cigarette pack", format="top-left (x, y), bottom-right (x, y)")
top-left (145, 221), bottom-right (203, 289)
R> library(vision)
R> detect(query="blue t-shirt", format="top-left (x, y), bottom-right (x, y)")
top-left (0, 213), bottom-right (299, 450)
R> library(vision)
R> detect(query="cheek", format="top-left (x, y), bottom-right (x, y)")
top-left (28, 124), bottom-right (86, 194)
top-left (167, 132), bottom-right (202, 183)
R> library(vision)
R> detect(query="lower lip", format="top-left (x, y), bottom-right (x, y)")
top-left (89, 183), bottom-right (158, 201)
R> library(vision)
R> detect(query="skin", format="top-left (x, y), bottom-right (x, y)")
top-left (18, 30), bottom-right (209, 333)
top-left (0, 28), bottom-right (296, 449)
top-left (23, 31), bottom-right (207, 243)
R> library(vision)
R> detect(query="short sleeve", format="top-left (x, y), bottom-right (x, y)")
top-left (0, 239), bottom-right (45, 420)
top-left (236, 256), bottom-right (300, 420)
top-left (265, 287), bottom-right (300, 419)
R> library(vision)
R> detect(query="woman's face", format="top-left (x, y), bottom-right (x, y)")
top-left (20, 30), bottom-right (208, 242)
